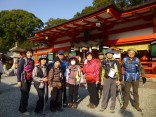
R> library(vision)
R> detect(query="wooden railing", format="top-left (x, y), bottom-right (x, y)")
top-left (141, 61), bottom-right (156, 78)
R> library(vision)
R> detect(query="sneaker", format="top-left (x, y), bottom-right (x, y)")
top-left (99, 107), bottom-right (105, 112)
top-left (72, 103), bottom-right (78, 109)
top-left (134, 107), bottom-right (142, 112)
top-left (121, 106), bottom-right (126, 110)
top-left (110, 110), bottom-right (115, 113)
top-left (90, 104), bottom-right (97, 109)
top-left (67, 103), bottom-right (73, 108)
top-left (87, 103), bottom-right (91, 107)
top-left (21, 111), bottom-right (30, 116)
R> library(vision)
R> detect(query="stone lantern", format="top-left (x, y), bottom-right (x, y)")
top-left (8, 42), bottom-right (24, 75)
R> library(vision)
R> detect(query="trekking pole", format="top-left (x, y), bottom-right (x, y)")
top-left (62, 80), bottom-right (65, 108)
top-left (141, 83), bottom-right (144, 117)
top-left (114, 63), bottom-right (123, 107)
top-left (42, 82), bottom-right (47, 117)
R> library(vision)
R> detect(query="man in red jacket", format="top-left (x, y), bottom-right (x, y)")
top-left (83, 51), bottom-right (100, 109)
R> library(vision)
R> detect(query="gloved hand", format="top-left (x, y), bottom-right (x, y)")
top-left (142, 77), bottom-right (146, 84)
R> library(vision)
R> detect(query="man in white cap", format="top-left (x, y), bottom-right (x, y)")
top-left (121, 48), bottom-right (146, 112)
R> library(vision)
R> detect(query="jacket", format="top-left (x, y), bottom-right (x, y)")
top-left (48, 67), bottom-right (63, 88)
top-left (83, 59), bottom-right (100, 83)
top-left (17, 57), bottom-right (34, 82)
top-left (102, 58), bottom-right (122, 81)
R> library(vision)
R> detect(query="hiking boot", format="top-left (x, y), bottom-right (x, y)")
top-left (99, 107), bottom-right (105, 112)
top-left (72, 103), bottom-right (78, 109)
top-left (90, 103), bottom-right (97, 109)
top-left (21, 111), bottom-right (30, 116)
top-left (87, 103), bottom-right (91, 107)
top-left (134, 107), bottom-right (142, 112)
top-left (121, 106), bottom-right (126, 110)
top-left (68, 103), bottom-right (73, 108)
top-left (110, 110), bottom-right (115, 113)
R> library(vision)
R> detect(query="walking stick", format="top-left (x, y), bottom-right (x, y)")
top-left (141, 84), bottom-right (144, 117)
top-left (42, 82), bottom-right (47, 117)
top-left (114, 63), bottom-right (123, 107)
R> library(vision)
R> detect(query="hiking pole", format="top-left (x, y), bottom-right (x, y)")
top-left (114, 63), bottom-right (123, 107)
top-left (118, 84), bottom-right (123, 107)
top-left (42, 82), bottom-right (48, 117)
top-left (141, 84), bottom-right (144, 117)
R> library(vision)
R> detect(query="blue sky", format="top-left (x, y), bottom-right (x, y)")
top-left (0, 0), bottom-right (93, 23)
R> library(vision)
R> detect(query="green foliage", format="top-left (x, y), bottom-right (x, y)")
top-left (0, 9), bottom-right (44, 52)
top-left (93, 0), bottom-right (111, 8)
top-left (45, 18), bottom-right (68, 28)
top-left (20, 40), bottom-right (33, 49)
top-left (73, 0), bottom-right (153, 18)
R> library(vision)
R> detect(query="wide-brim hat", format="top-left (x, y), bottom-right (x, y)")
top-left (106, 49), bottom-right (114, 55)
top-left (127, 48), bottom-right (137, 53)
top-left (39, 55), bottom-right (49, 62)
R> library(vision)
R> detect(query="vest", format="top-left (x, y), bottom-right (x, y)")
top-left (123, 57), bottom-right (140, 81)
top-left (103, 59), bottom-right (118, 79)
top-left (66, 65), bottom-right (80, 85)
top-left (34, 65), bottom-right (47, 88)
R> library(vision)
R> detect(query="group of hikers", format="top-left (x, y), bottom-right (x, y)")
top-left (16, 47), bottom-right (147, 116)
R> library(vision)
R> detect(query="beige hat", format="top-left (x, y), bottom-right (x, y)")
top-left (127, 48), bottom-right (137, 53)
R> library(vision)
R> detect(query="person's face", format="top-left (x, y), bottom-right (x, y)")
top-left (128, 50), bottom-right (135, 58)
top-left (58, 54), bottom-right (64, 60)
top-left (26, 51), bottom-right (33, 58)
top-left (70, 59), bottom-right (76, 65)
top-left (54, 61), bottom-right (60, 67)
top-left (86, 54), bottom-right (93, 60)
top-left (41, 59), bottom-right (47, 66)
top-left (99, 55), bottom-right (104, 60)
top-left (106, 53), bottom-right (113, 59)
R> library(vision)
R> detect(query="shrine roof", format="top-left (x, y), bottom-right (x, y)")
top-left (29, 0), bottom-right (156, 42)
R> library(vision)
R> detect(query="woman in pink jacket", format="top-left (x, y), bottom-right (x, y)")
top-left (83, 51), bottom-right (100, 108)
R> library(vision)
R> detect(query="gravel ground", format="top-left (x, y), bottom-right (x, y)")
top-left (0, 76), bottom-right (156, 117)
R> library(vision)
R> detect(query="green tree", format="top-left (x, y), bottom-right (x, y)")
top-left (45, 18), bottom-right (68, 28)
top-left (74, 6), bottom-right (96, 18)
top-left (0, 9), bottom-right (43, 52)
top-left (93, 0), bottom-right (111, 8)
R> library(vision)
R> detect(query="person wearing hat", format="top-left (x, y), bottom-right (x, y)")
top-left (48, 57), bottom-right (64, 112)
top-left (98, 52), bottom-right (105, 99)
top-left (100, 49), bottom-right (122, 113)
top-left (83, 51), bottom-right (100, 109)
top-left (66, 56), bottom-right (81, 108)
top-left (32, 55), bottom-right (48, 114)
top-left (48, 50), bottom-right (68, 107)
top-left (17, 48), bottom-right (34, 115)
top-left (121, 48), bottom-right (146, 112)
